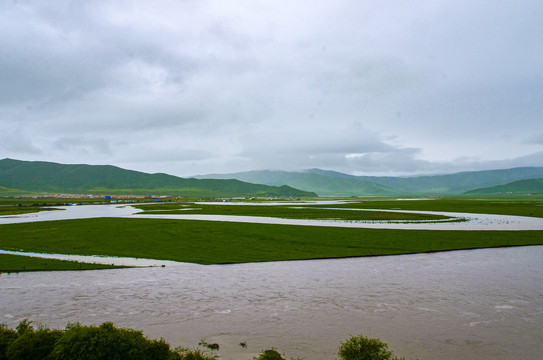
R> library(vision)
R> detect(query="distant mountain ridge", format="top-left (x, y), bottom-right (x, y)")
top-left (465, 178), bottom-right (543, 195)
top-left (0, 159), bottom-right (316, 198)
top-left (4, 158), bottom-right (542, 197)
top-left (197, 170), bottom-right (399, 196)
top-left (197, 167), bottom-right (543, 196)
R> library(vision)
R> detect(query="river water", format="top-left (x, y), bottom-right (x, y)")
top-left (2, 203), bottom-right (543, 230)
top-left (1, 246), bottom-right (542, 360)
top-left (1, 204), bottom-right (543, 359)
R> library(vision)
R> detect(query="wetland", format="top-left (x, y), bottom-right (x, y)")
top-left (1, 197), bottom-right (543, 359)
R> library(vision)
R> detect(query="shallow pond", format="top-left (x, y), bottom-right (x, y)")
top-left (1, 246), bottom-right (542, 360)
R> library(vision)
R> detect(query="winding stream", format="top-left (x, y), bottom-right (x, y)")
top-left (2, 203), bottom-right (543, 230)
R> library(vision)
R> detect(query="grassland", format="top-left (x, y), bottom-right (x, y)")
top-left (1, 217), bottom-right (542, 266)
top-left (0, 196), bottom-right (146, 215)
top-left (0, 254), bottom-right (124, 273)
top-left (0, 206), bottom-right (59, 216)
top-left (320, 197), bottom-right (543, 218)
top-left (135, 202), bottom-right (457, 222)
top-left (1, 196), bottom-right (542, 272)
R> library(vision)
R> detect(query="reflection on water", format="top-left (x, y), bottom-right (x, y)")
top-left (1, 246), bottom-right (542, 360)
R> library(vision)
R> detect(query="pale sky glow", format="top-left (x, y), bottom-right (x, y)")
top-left (1, 0), bottom-right (542, 177)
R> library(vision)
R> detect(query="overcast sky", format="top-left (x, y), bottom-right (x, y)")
top-left (1, 0), bottom-right (542, 177)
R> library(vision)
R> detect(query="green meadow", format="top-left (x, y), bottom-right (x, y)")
top-left (135, 196), bottom-right (543, 218)
top-left (1, 218), bottom-right (542, 266)
top-left (0, 207), bottom-right (55, 216)
top-left (135, 202), bottom-right (457, 222)
top-left (1, 197), bottom-right (542, 272)
top-left (322, 196), bottom-right (543, 218)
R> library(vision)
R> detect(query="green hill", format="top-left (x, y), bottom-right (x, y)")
top-left (196, 170), bottom-right (399, 196)
top-left (198, 167), bottom-right (543, 196)
top-left (465, 178), bottom-right (543, 195)
top-left (354, 168), bottom-right (543, 194)
top-left (0, 158), bottom-right (316, 198)
top-left (304, 167), bottom-right (543, 194)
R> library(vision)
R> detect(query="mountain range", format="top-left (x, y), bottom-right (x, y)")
top-left (465, 178), bottom-right (543, 195)
top-left (2, 158), bottom-right (542, 197)
top-left (0, 158), bottom-right (316, 198)
top-left (197, 167), bottom-right (543, 196)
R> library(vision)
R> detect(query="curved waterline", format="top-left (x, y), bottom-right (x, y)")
top-left (133, 210), bottom-right (543, 231)
top-left (2, 202), bottom-right (543, 230)
top-left (0, 249), bottom-right (189, 268)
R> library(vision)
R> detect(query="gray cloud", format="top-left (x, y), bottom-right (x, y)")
top-left (52, 137), bottom-right (112, 156)
top-left (0, 128), bottom-right (41, 155)
top-left (1, 1), bottom-right (542, 177)
top-left (526, 134), bottom-right (543, 145)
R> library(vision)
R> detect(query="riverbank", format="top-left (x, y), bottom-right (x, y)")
top-left (1, 217), bottom-right (543, 271)
top-left (0, 253), bottom-right (125, 273)
top-left (2, 198), bottom-right (543, 272)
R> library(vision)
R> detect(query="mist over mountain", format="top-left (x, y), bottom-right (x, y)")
top-left (3, 158), bottom-right (543, 197)
top-left (198, 167), bottom-right (543, 196)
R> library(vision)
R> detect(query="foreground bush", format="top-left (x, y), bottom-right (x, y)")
top-left (1, 321), bottom-right (407, 360)
top-left (0, 321), bottom-right (177, 360)
top-left (0, 325), bottom-right (17, 360)
top-left (338, 334), bottom-right (393, 360)
top-left (6, 328), bottom-right (62, 360)
top-left (255, 349), bottom-right (285, 360)
top-left (50, 322), bottom-right (172, 360)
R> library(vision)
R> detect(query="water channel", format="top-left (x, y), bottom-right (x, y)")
top-left (2, 202), bottom-right (543, 230)
top-left (1, 204), bottom-right (542, 359)
top-left (1, 247), bottom-right (542, 360)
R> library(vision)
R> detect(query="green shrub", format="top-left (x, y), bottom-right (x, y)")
top-left (49, 322), bottom-right (171, 360)
top-left (0, 325), bottom-right (18, 360)
top-left (173, 347), bottom-right (215, 360)
top-left (255, 349), bottom-right (285, 360)
top-left (14, 320), bottom-right (32, 337)
top-left (338, 335), bottom-right (393, 360)
top-left (6, 328), bottom-right (62, 360)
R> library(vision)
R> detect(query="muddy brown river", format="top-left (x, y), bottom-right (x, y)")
top-left (1, 246), bottom-right (542, 360)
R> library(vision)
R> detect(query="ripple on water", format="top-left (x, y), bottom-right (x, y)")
top-left (1, 246), bottom-right (542, 360)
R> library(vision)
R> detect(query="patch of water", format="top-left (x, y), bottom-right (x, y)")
top-left (0, 204), bottom-right (142, 224)
top-left (2, 203), bottom-right (543, 230)
top-left (132, 212), bottom-right (543, 230)
top-left (1, 246), bottom-right (542, 360)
